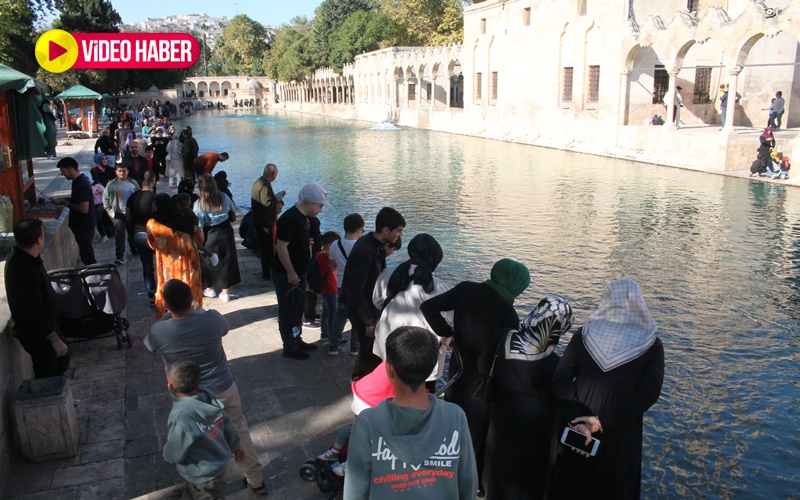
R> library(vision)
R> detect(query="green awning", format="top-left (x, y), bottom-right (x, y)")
top-left (56, 84), bottom-right (103, 100)
top-left (0, 64), bottom-right (36, 93)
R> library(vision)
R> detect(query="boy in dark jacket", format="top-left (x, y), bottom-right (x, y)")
top-left (163, 359), bottom-right (243, 500)
top-left (344, 326), bottom-right (477, 500)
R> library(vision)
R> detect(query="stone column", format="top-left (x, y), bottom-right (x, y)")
top-left (445, 77), bottom-right (452, 110)
top-left (664, 69), bottom-right (679, 129)
top-left (723, 67), bottom-right (740, 131)
top-left (618, 69), bottom-right (630, 125)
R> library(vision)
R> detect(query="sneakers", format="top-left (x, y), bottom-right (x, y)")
top-left (332, 461), bottom-right (346, 477)
top-left (297, 340), bottom-right (318, 352)
top-left (114, 258), bottom-right (125, 266)
top-left (100, 236), bottom-right (109, 243)
top-left (303, 320), bottom-right (320, 329)
top-left (203, 288), bottom-right (217, 298)
top-left (219, 292), bottom-right (230, 302)
top-left (209, 253), bottom-right (220, 266)
top-left (282, 350), bottom-right (310, 360)
top-left (349, 348), bottom-right (359, 357)
top-left (318, 448), bottom-right (340, 461)
top-left (328, 345), bottom-right (339, 356)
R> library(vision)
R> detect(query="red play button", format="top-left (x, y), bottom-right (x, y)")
top-left (49, 40), bottom-right (68, 61)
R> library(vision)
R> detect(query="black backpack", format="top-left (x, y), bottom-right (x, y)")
top-left (306, 257), bottom-right (329, 294)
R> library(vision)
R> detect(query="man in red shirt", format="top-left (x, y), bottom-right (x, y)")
top-left (193, 151), bottom-right (229, 177)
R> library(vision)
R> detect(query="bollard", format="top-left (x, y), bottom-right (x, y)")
top-left (13, 376), bottom-right (79, 462)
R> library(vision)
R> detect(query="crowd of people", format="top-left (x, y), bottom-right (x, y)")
top-left (749, 126), bottom-right (791, 179)
top-left (4, 116), bottom-right (666, 498)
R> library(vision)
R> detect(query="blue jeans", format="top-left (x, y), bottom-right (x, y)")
top-left (273, 270), bottom-right (307, 353)
top-left (332, 288), bottom-right (358, 351)
top-left (133, 232), bottom-right (155, 296)
top-left (321, 293), bottom-right (339, 342)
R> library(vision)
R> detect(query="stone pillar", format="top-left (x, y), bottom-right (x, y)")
top-left (618, 69), bottom-right (630, 125)
top-left (723, 67), bottom-right (740, 131)
top-left (445, 77), bottom-right (452, 110)
top-left (664, 69), bottom-right (679, 129)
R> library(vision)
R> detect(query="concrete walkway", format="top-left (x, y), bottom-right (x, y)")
top-left (3, 130), bottom-right (356, 499)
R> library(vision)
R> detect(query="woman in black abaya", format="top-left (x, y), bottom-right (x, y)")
top-left (485, 296), bottom-right (573, 500)
top-left (421, 258), bottom-right (530, 495)
top-left (549, 279), bottom-right (664, 499)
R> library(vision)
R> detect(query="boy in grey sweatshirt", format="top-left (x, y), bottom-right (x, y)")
top-left (344, 326), bottom-right (477, 499)
top-left (163, 359), bottom-right (243, 499)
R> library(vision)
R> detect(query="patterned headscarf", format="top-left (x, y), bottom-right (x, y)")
top-left (582, 279), bottom-right (657, 372)
top-left (483, 258), bottom-right (530, 305)
top-left (507, 296), bottom-right (574, 360)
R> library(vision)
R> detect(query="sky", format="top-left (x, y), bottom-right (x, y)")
top-left (108, 0), bottom-right (324, 27)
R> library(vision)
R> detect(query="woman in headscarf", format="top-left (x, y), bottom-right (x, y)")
top-left (751, 126), bottom-right (776, 176)
top-left (549, 279), bottom-right (664, 500)
top-left (371, 233), bottom-right (451, 361)
top-left (146, 193), bottom-right (204, 319)
top-left (484, 296), bottom-right (573, 500)
top-left (193, 174), bottom-right (240, 302)
top-left (421, 258), bottom-right (530, 494)
top-left (165, 132), bottom-right (183, 188)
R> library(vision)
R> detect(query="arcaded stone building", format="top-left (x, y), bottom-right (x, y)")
top-left (255, 1), bottom-right (800, 171)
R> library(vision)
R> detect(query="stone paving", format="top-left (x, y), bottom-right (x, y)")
top-left (3, 132), bottom-right (357, 499)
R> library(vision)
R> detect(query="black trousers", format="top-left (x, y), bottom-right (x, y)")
top-left (350, 320), bottom-right (381, 381)
top-left (72, 227), bottom-right (96, 265)
top-left (256, 224), bottom-right (274, 279)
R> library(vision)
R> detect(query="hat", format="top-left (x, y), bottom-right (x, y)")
top-left (298, 183), bottom-right (331, 208)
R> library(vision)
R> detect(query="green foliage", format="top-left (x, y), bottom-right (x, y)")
top-left (208, 14), bottom-right (269, 76)
top-left (381, 0), bottom-right (464, 46)
top-left (51, 0), bottom-right (120, 32)
top-left (328, 10), bottom-right (397, 72)
top-left (263, 17), bottom-right (315, 82)
top-left (312, 0), bottom-right (376, 67)
top-left (0, 0), bottom-right (38, 75)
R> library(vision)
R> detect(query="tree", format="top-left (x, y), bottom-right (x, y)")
top-left (209, 14), bottom-right (269, 76)
top-left (381, 0), bottom-right (464, 46)
top-left (312, 0), bottom-right (376, 67)
top-left (263, 17), bottom-right (315, 82)
top-left (51, 0), bottom-right (120, 32)
top-left (0, 0), bottom-right (38, 75)
top-left (328, 10), bottom-right (397, 72)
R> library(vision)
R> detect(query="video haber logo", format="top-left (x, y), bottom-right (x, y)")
top-left (36, 30), bottom-right (199, 73)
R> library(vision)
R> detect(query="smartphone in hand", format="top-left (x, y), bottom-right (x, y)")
top-left (560, 427), bottom-right (600, 456)
top-left (276, 190), bottom-right (286, 198)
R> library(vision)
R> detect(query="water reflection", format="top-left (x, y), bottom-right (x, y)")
top-left (186, 109), bottom-right (800, 497)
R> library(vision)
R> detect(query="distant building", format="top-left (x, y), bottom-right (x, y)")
top-left (121, 13), bottom-right (232, 49)
top-left (273, 0), bottom-right (800, 172)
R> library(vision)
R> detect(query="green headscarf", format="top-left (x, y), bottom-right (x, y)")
top-left (483, 258), bottom-right (530, 304)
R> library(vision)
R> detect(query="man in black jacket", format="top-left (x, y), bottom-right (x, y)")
top-left (342, 207), bottom-right (405, 380)
top-left (4, 219), bottom-right (69, 378)
top-left (181, 126), bottom-right (199, 181)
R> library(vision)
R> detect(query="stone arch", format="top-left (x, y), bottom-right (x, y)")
top-left (624, 45), bottom-right (666, 125)
top-left (735, 30), bottom-right (800, 128)
top-left (560, 23), bottom-right (575, 105)
top-left (448, 59), bottom-right (463, 108)
top-left (419, 63), bottom-right (429, 108)
top-left (679, 37), bottom-right (726, 126)
top-left (184, 81), bottom-right (197, 98)
top-left (221, 80), bottom-right (232, 97)
top-left (405, 66), bottom-right (417, 106)
top-left (394, 67), bottom-right (404, 107)
top-left (197, 81), bottom-right (208, 98)
top-left (209, 81), bottom-right (220, 98)
top-left (432, 62), bottom-right (446, 107)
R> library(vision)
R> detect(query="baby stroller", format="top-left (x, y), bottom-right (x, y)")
top-left (299, 346), bottom-right (463, 499)
top-left (48, 263), bottom-right (131, 349)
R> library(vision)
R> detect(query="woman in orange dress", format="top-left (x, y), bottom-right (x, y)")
top-left (146, 193), bottom-right (204, 319)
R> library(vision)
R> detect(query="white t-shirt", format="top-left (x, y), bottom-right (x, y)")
top-left (329, 237), bottom-right (358, 288)
top-left (371, 265), bottom-right (453, 363)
